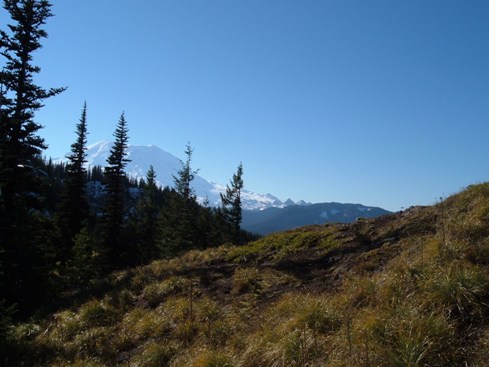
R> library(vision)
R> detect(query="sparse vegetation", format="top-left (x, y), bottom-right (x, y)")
top-left (6, 183), bottom-right (489, 366)
top-left (228, 226), bottom-right (338, 263)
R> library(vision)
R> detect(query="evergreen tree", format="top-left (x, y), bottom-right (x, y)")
top-left (0, 0), bottom-right (65, 213)
top-left (0, 0), bottom-right (64, 317)
top-left (174, 143), bottom-right (198, 202)
top-left (56, 102), bottom-right (89, 262)
top-left (159, 143), bottom-right (199, 256)
top-left (196, 199), bottom-right (222, 249)
top-left (69, 226), bottom-right (98, 291)
top-left (89, 164), bottom-right (104, 181)
top-left (220, 163), bottom-right (244, 243)
top-left (100, 112), bottom-right (130, 268)
top-left (129, 165), bottom-right (163, 263)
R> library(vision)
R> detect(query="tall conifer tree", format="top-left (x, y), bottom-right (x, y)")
top-left (56, 102), bottom-right (89, 261)
top-left (0, 0), bottom-right (64, 316)
top-left (220, 163), bottom-right (244, 243)
top-left (100, 112), bottom-right (130, 267)
top-left (0, 0), bottom-right (65, 212)
top-left (130, 165), bottom-right (162, 263)
top-left (173, 143), bottom-right (198, 202)
top-left (159, 143), bottom-right (199, 255)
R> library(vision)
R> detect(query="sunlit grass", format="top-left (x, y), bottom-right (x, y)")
top-left (228, 226), bottom-right (338, 263)
top-left (12, 182), bottom-right (489, 366)
top-left (141, 275), bottom-right (187, 307)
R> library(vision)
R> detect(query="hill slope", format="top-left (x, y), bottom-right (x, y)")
top-left (9, 183), bottom-right (489, 366)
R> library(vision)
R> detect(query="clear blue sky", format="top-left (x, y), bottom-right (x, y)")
top-left (2, 0), bottom-right (488, 211)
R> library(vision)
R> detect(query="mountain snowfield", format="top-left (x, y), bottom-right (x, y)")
top-left (60, 141), bottom-right (297, 211)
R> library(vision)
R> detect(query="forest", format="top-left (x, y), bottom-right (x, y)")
top-left (0, 0), bottom-right (256, 355)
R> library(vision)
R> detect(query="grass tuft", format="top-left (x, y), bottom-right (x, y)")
top-left (129, 340), bottom-right (177, 367)
top-left (425, 263), bottom-right (489, 320)
top-left (78, 299), bottom-right (120, 328)
top-left (193, 350), bottom-right (235, 367)
top-left (141, 275), bottom-right (187, 307)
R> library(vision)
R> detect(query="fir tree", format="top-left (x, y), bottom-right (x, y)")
top-left (0, 0), bottom-right (64, 317)
top-left (69, 226), bottom-right (98, 291)
top-left (174, 143), bottom-right (198, 202)
top-left (196, 199), bottom-right (222, 249)
top-left (100, 112), bottom-right (130, 268)
top-left (56, 102), bottom-right (89, 262)
top-left (129, 165), bottom-right (163, 263)
top-left (89, 164), bottom-right (104, 181)
top-left (0, 0), bottom-right (65, 212)
top-left (220, 163), bottom-right (244, 243)
top-left (159, 143), bottom-right (199, 256)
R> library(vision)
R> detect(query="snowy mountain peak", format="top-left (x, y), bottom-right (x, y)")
top-left (58, 141), bottom-right (296, 211)
top-left (284, 198), bottom-right (296, 206)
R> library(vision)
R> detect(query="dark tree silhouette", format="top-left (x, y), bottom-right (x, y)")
top-left (0, 0), bottom-right (64, 318)
top-left (100, 112), bottom-right (130, 268)
top-left (159, 143), bottom-right (200, 256)
top-left (129, 165), bottom-right (165, 263)
top-left (220, 162), bottom-right (244, 243)
top-left (56, 102), bottom-right (89, 261)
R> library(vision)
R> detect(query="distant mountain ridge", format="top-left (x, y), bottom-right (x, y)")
top-left (243, 202), bottom-right (391, 235)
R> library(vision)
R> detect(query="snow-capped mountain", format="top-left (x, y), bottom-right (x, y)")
top-left (58, 141), bottom-right (294, 211)
top-left (54, 141), bottom-right (391, 232)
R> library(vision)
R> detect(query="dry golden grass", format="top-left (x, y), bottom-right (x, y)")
top-left (11, 183), bottom-right (489, 366)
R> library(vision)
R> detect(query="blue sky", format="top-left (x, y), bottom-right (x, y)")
top-left (2, 0), bottom-right (488, 211)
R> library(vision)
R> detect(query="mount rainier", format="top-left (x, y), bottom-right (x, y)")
top-left (64, 141), bottom-right (299, 211)
top-left (55, 141), bottom-right (391, 233)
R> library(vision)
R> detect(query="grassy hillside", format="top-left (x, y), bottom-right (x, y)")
top-left (9, 183), bottom-right (489, 366)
